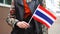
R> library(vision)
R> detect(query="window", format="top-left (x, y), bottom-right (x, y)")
top-left (0, 0), bottom-right (12, 7)
top-left (0, 0), bottom-right (3, 3)
top-left (5, 0), bottom-right (11, 5)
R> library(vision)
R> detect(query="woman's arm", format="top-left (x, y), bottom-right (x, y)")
top-left (6, 0), bottom-right (19, 27)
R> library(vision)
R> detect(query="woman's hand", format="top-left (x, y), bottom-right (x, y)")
top-left (16, 21), bottom-right (30, 29)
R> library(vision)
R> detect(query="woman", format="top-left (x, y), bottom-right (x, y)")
top-left (6, 0), bottom-right (44, 34)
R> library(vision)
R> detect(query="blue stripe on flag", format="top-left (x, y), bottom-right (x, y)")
top-left (35, 10), bottom-right (53, 25)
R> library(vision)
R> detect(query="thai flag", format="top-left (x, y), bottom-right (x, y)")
top-left (32, 5), bottom-right (56, 28)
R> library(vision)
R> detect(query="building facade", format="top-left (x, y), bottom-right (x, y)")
top-left (0, 0), bottom-right (12, 34)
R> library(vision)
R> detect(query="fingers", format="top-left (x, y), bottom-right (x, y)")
top-left (22, 21), bottom-right (30, 27)
top-left (16, 21), bottom-right (30, 29)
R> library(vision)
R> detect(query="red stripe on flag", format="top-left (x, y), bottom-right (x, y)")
top-left (33, 16), bottom-right (50, 28)
top-left (38, 5), bottom-right (56, 20)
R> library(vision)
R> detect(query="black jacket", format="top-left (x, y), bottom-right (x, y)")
top-left (11, 0), bottom-right (43, 34)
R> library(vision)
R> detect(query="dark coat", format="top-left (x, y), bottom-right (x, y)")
top-left (11, 0), bottom-right (43, 34)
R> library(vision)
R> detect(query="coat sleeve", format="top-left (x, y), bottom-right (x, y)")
top-left (6, 0), bottom-right (19, 27)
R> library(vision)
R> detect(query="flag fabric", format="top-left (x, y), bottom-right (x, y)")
top-left (32, 5), bottom-right (56, 28)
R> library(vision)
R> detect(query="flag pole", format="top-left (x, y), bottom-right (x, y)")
top-left (28, 16), bottom-right (33, 24)
top-left (28, 5), bottom-right (39, 24)
top-left (28, 10), bottom-right (36, 24)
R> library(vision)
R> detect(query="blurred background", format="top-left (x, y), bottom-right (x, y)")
top-left (0, 0), bottom-right (60, 34)
top-left (0, 0), bottom-right (12, 34)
